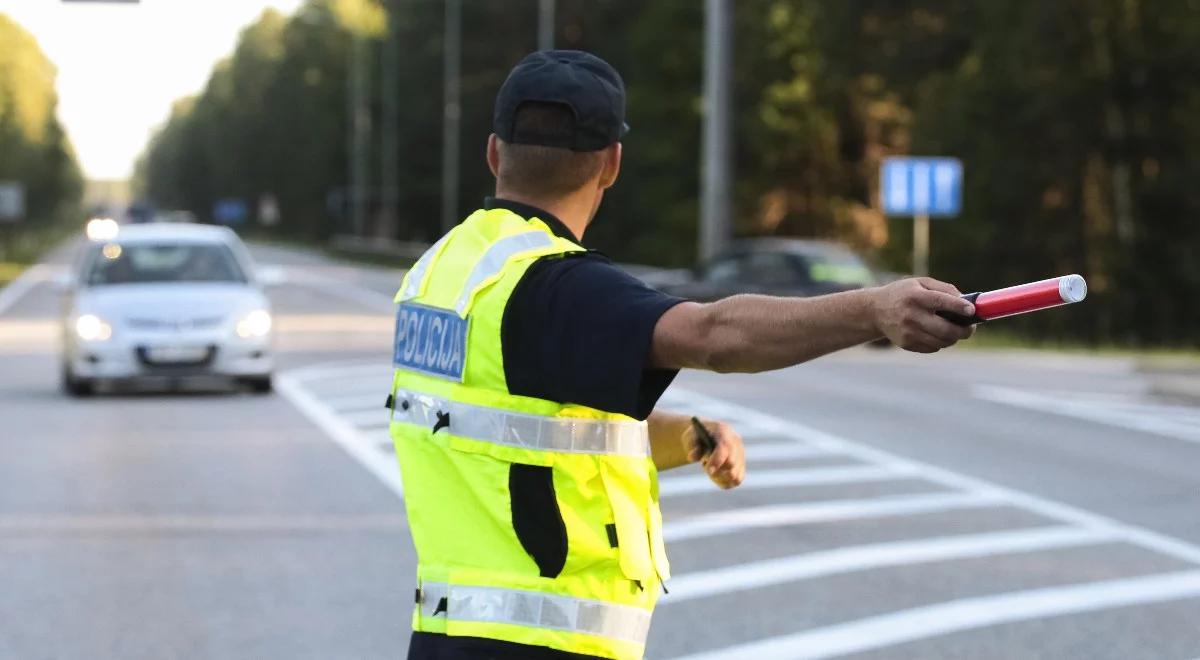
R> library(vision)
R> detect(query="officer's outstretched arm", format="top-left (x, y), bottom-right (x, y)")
top-left (648, 410), bottom-right (744, 488)
top-left (649, 278), bottom-right (976, 372)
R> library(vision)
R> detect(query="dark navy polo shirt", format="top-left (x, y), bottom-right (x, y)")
top-left (487, 197), bottom-right (684, 421)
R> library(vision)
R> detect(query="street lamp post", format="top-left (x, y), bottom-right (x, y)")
top-left (380, 0), bottom-right (400, 239)
top-left (441, 0), bottom-right (462, 233)
top-left (349, 30), bottom-right (370, 239)
top-left (699, 0), bottom-right (732, 261)
top-left (538, 0), bottom-right (555, 51)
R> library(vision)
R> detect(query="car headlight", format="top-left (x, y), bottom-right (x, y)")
top-left (85, 218), bottom-right (119, 241)
top-left (75, 314), bottom-right (113, 342)
top-left (236, 309), bottom-right (272, 338)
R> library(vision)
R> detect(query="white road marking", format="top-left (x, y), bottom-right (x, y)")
top-left (0, 264), bottom-right (49, 316)
top-left (261, 271), bottom-right (1200, 656)
top-left (324, 393), bottom-right (390, 413)
top-left (275, 370), bottom-right (404, 499)
top-left (662, 491), bottom-right (1007, 543)
top-left (341, 408), bottom-right (391, 428)
top-left (974, 384), bottom-right (1200, 445)
top-left (668, 569), bottom-right (1200, 660)
top-left (255, 269), bottom-right (1200, 659)
top-left (661, 526), bottom-right (1114, 605)
top-left (658, 464), bottom-right (914, 498)
top-left (666, 388), bottom-right (1200, 566)
top-left (745, 442), bottom-right (835, 461)
top-left (0, 319), bottom-right (58, 353)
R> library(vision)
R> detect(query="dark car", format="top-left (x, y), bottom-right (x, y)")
top-left (656, 238), bottom-right (879, 301)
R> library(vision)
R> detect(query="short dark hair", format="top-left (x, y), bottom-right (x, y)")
top-left (496, 103), bottom-right (606, 198)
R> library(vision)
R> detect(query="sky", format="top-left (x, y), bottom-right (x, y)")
top-left (0, 0), bottom-right (305, 181)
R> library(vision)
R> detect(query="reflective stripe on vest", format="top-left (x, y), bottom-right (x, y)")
top-left (392, 389), bottom-right (651, 457)
top-left (419, 581), bottom-right (652, 646)
top-left (454, 231), bottom-right (556, 315)
top-left (398, 233), bottom-right (452, 302)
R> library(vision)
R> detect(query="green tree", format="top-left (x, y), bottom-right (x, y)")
top-left (136, 0), bottom-right (1200, 345)
top-left (0, 12), bottom-right (83, 226)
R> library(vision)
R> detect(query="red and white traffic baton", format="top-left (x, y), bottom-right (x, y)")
top-left (939, 274), bottom-right (1088, 326)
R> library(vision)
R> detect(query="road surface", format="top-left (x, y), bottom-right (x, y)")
top-left (2, 241), bottom-right (1199, 659)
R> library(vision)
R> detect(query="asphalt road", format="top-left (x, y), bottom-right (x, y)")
top-left (2, 241), bottom-right (1199, 660)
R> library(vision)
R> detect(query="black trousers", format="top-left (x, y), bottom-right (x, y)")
top-left (407, 632), bottom-right (603, 660)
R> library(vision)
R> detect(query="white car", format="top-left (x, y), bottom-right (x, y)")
top-left (61, 224), bottom-right (274, 396)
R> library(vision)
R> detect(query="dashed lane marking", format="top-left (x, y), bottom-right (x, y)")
top-left (670, 569), bottom-right (1200, 660)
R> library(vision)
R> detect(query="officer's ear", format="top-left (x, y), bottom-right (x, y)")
top-left (598, 142), bottom-right (621, 190)
top-left (486, 134), bottom-right (501, 178)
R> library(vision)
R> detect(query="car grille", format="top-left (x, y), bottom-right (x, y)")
top-left (125, 316), bottom-right (225, 331)
top-left (135, 345), bottom-right (218, 369)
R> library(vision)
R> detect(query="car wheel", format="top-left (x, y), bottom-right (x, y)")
top-left (61, 364), bottom-right (95, 397)
top-left (243, 375), bottom-right (273, 394)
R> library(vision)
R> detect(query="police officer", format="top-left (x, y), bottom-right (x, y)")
top-left (390, 50), bottom-right (975, 660)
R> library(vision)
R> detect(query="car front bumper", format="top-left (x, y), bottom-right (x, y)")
top-left (67, 332), bottom-right (273, 380)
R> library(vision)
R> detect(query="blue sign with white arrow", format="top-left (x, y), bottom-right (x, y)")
top-left (881, 157), bottom-right (962, 217)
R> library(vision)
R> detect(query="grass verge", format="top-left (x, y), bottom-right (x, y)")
top-left (0, 209), bottom-right (82, 287)
top-left (963, 326), bottom-right (1200, 362)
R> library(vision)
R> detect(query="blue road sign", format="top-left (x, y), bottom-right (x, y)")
top-left (881, 157), bottom-right (962, 217)
top-left (213, 198), bottom-right (248, 225)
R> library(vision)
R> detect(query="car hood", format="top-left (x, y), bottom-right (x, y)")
top-left (73, 283), bottom-right (268, 325)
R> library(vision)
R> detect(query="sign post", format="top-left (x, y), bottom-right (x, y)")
top-left (0, 182), bottom-right (25, 262)
top-left (0, 182), bottom-right (24, 224)
top-left (913, 212), bottom-right (930, 277)
top-left (881, 157), bottom-right (962, 277)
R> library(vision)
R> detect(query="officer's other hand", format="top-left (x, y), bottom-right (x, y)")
top-left (686, 419), bottom-right (745, 490)
top-left (871, 277), bottom-right (976, 353)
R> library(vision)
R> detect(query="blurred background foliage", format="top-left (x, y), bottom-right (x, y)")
top-left (122, 0), bottom-right (1200, 346)
top-left (0, 13), bottom-right (83, 234)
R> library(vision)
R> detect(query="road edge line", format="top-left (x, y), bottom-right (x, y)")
top-left (0, 264), bottom-right (46, 317)
top-left (275, 370), bottom-right (404, 500)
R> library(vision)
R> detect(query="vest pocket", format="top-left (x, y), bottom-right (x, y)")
top-left (509, 464), bottom-right (568, 578)
top-left (599, 461), bottom-right (655, 583)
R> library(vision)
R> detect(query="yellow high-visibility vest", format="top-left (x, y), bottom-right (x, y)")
top-left (388, 207), bottom-right (670, 660)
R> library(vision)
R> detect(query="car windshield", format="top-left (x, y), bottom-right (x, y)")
top-left (84, 242), bottom-right (246, 286)
top-left (804, 252), bottom-right (875, 287)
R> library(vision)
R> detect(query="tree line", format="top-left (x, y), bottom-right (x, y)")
top-left (137, 0), bottom-right (1200, 346)
top-left (0, 13), bottom-right (82, 231)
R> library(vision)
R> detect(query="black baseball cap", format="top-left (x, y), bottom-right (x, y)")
top-left (493, 50), bottom-right (629, 152)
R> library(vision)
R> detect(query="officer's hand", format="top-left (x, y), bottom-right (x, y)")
top-left (871, 277), bottom-right (976, 353)
top-left (686, 419), bottom-right (745, 490)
